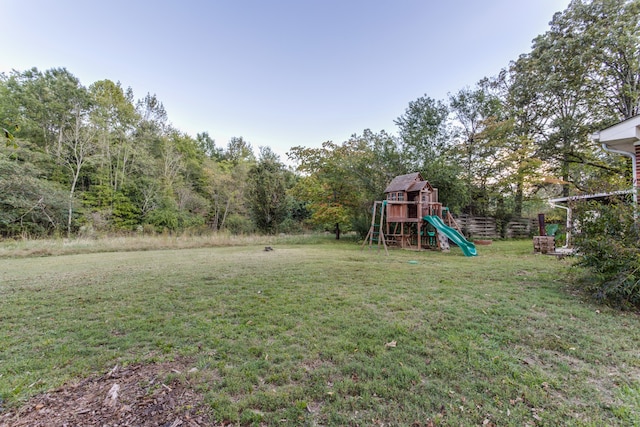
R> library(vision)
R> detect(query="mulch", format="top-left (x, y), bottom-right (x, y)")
top-left (0, 359), bottom-right (219, 427)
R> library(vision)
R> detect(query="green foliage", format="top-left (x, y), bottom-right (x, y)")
top-left (421, 158), bottom-right (468, 213)
top-left (449, 85), bottom-right (504, 183)
top-left (395, 95), bottom-right (449, 166)
top-left (3, 0), bottom-right (640, 238)
top-left (395, 95), bottom-right (471, 213)
top-left (2, 122), bottom-right (19, 148)
top-left (223, 136), bottom-right (255, 164)
top-left (0, 67), bottom-right (268, 238)
top-left (351, 212), bottom-right (372, 239)
top-left (82, 184), bottom-right (141, 231)
top-left (248, 147), bottom-right (289, 234)
top-left (572, 198), bottom-right (640, 309)
top-left (196, 131), bottom-right (223, 160)
top-left (506, 0), bottom-right (639, 199)
top-left (225, 213), bottom-right (255, 234)
top-left (0, 149), bottom-right (67, 236)
top-left (145, 206), bottom-right (179, 231)
top-left (144, 195), bottom-right (205, 233)
top-left (288, 142), bottom-right (364, 236)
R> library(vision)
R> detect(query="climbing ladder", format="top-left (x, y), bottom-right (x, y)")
top-left (443, 207), bottom-right (463, 235)
top-left (361, 201), bottom-right (389, 254)
top-left (436, 230), bottom-right (450, 252)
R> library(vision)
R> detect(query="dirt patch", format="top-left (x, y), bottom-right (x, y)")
top-left (0, 359), bottom-right (217, 426)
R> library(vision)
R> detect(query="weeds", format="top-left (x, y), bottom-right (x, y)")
top-left (0, 232), bottom-right (329, 258)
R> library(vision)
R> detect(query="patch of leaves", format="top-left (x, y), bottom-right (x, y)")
top-left (0, 360), bottom-right (216, 427)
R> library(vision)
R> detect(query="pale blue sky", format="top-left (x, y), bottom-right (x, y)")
top-left (3, 0), bottom-right (570, 160)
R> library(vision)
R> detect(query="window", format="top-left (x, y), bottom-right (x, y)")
top-left (397, 192), bottom-right (404, 201)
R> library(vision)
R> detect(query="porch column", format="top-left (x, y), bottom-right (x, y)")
top-left (635, 143), bottom-right (640, 204)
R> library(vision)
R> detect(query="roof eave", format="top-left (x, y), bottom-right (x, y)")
top-left (592, 115), bottom-right (640, 154)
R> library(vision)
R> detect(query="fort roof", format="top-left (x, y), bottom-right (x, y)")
top-left (384, 172), bottom-right (425, 193)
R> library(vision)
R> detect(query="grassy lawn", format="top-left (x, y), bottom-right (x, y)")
top-left (1, 238), bottom-right (639, 425)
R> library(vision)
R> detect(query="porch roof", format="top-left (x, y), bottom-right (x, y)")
top-left (591, 115), bottom-right (640, 154)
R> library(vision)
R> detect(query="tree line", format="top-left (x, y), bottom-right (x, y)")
top-left (1, 0), bottom-right (638, 239)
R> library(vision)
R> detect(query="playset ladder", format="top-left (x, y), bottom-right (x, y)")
top-left (444, 208), bottom-right (463, 235)
top-left (361, 201), bottom-right (389, 255)
top-left (436, 230), bottom-right (450, 252)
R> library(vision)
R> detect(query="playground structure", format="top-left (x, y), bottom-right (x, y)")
top-left (362, 172), bottom-right (477, 256)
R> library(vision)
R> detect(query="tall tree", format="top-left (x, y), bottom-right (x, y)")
top-left (60, 87), bottom-right (96, 236)
top-left (89, 79), bottom-right (138, 193)
top-left (5, 68), bottom-right (86, 157)
top-left (345, 129), bottom-right (406, 201)
top-left (0, 74), bottom-right (20, 147)
top-left (449, 85), bottom-right (503, 182)
top-left (288, 141), bottom-right (367, 239)
top-left (196, 131), bottom-right (223, 160)
top-left (224, 136), bottom-right (255, 164)
top-left (394, 95), bottom-right (449, 170)
top-left (136, 93), bottom-right (168, 135)
top-left (394, 95), bottom-right (468, 212)
top-left (248, 147), bottom-right (289, 233)
top-left (202, 160), bottom-right (236, 230)
top-left (505, 0), bottom-right (640, 198)
top-left (449, 84), bottom-right (505, 214)
top-left (579, 0), bottom-right (640, 121)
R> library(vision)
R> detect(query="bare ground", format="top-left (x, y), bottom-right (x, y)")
top-left (0, 359), bottom-right (218, 427)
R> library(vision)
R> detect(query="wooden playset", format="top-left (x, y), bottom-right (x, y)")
top-left (362, 172), bottom-right (477, 256)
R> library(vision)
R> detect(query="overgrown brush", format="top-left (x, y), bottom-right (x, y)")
top-left (572, 198), bottom-right (640, 309)
top-left (0, 232), bottom-right (328, 258)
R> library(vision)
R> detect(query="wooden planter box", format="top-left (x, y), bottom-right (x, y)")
top-left (533, 236), bottom-right (555, 254)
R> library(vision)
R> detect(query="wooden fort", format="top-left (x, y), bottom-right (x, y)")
top-left (363, 172), bottom-right (463, 252)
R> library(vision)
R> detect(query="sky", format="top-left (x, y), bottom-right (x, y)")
top-left (3, 0), bottom-right (571, 161)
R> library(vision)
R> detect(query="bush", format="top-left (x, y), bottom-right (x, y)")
top-left (572, 198), bottom-right (640, 309)
top-left (224, 213), bottom-right (255, 235)
top-left (0, 154), bottom-right (68, 237)
top-left (277, 217), bottom-right (305, 234)
top-left (351, 212), bottom-right (372, 240)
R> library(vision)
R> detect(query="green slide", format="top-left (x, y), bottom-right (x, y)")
top-left (423, 215), bottom-right (477, 257)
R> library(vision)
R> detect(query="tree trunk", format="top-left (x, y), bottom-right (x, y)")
top-left (220, 198), bottom-right (231, 230)
top-left (67, 167), bottom-right (80, 237)
top-left (334, 223), bottom-right (341, 240)
top-left (514, 179), bottom-right (523, 218)
top-left (562, 144), bottom-right (571, 197)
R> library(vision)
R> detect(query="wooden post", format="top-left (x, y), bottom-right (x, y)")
top-left (361, 201), bottom-right (378, 250)
top-left (417, 198), bottom-right (423, 250)
top-left (538, 213), bottom-right (546, 236)
top-left (361, 201), bottom-right (388, 255)
top-left (378, 201), bottom-right (388, 254)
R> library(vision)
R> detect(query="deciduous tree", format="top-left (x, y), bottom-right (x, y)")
top-left (288, 141), bottom-right (366, 239)
top-left (60, 89), bottom-right (97, 236)
top-left (248, 147), bottom-right (289, 233)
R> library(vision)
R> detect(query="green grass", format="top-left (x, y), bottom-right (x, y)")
top-left (1, 238), bottom-right (639, 425)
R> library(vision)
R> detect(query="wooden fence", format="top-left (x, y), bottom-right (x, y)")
top-left (455, 215), bottom-right (538, 239)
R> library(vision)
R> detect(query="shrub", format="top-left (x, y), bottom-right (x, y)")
top-left (572, 198), bottom-right (640, 309)
top-left (224, 213), bottom-right (255, 235)
top-left (351, 212), bottom-right (372, 240)
top-left (0, 154), bottom-right (68, 237)
top-left (277, 217), bottom-right (305, 234)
